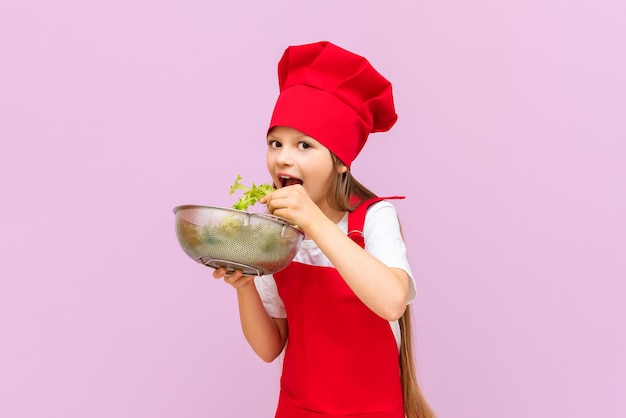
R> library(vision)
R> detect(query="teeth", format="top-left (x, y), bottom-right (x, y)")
top-left (279, 175), bottom-right (293, 188)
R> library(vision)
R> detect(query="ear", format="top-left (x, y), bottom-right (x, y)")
top-left (337, 164), bottom-right (348, 174)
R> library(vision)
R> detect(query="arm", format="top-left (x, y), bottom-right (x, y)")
top-left (213, 268), bottom-right (288, 362)
top-left (263, 186), bottom-right (410, 321)
top-left (307, 218), bottom-right (410, 321)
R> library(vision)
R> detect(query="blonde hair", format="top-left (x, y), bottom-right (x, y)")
top-left (329, 154), bottom-right (436, 418)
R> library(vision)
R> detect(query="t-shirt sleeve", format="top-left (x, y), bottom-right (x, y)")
top-left (363, 201), bottom-right (418, 304)
top-left (254, 274), bottom-right (286, 318)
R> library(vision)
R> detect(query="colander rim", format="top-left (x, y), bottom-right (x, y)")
top-left (173, 204), bottom-right (304, 236)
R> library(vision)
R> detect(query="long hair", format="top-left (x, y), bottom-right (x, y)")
top-left (327, 155), bottom-right (377, 211)
top-left (399, 306), bottom-right (437, 418)
top-left (328, 154), bottom-right (436, 418)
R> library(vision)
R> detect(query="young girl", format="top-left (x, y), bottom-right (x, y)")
top-left (213, 41), bottom-right (435, 418)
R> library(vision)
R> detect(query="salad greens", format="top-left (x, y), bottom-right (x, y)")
top-left (176, 175), bottom-right (299, 274)
top-left (230, 175), bottom-right (273, 211)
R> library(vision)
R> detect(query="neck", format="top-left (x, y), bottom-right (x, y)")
top-left (324, 207), bottom-right (347, 224)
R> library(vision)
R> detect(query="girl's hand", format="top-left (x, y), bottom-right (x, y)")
top-left (213, 267), bottom-right (255, 289)
top-left (261, 184), bottom-right (324, 233)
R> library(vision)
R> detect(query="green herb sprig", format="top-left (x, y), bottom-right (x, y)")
top-left (230, 175), bottom-right (273, 211)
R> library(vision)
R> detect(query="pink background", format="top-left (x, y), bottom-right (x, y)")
top-left (1, 1), bottom-right (625, 417)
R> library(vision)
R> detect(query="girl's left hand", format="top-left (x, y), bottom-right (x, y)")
top-left (261, 184), bottom-right (323, 233)
top-left (213, 267), bottom-right (255, 289)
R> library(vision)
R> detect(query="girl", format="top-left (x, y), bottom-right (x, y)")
top-left (213, 41), bottom-right (435, 418)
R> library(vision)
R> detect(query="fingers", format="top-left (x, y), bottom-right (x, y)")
top-left (213, 267), bottom-right (254, 289)
top-left (227, 272), bottom-right (255, 289)
top-left (263, 185), bottom-right (303, 208)
top-left (264, 187), bottom-right (299, 217)
top-left (212, 267), bottom-right (228, 279)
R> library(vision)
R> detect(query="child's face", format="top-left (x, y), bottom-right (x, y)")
top-left (266, 126), bottom-right (338, 213)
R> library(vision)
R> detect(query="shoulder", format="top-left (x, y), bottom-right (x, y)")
top-left (361, 200), bottom-right (404, 245)
top-left (363, 200), bottom-right (401, 228)
top-left (365, 200), bottom-right (398, 217)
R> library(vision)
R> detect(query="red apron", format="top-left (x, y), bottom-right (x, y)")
top-left (273, 197), bottom-right (405, 417)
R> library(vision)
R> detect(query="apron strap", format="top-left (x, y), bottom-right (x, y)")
top-left (347, 196), bottom-right (405, 248)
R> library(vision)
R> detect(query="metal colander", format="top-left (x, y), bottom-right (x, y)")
top-left (173, 205), bottom-right (305, 276)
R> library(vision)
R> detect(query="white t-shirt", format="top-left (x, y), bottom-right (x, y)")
top-left (254, 200), bottom-right (417, 349)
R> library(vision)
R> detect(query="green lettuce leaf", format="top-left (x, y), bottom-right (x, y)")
top-left (230, 175), bottom-right (273, 211)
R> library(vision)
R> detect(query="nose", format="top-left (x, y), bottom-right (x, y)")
top-left (275, 146), bottom-right (294, 166)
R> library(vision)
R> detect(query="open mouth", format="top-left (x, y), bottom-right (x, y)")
top-left (279, 176), bottom-right (304, 188)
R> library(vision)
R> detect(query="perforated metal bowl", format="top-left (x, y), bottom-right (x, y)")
top-left (173, 205), bottom-right (304, 276)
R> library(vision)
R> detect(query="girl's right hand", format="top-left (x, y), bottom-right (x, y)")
top-left (212, 267), bottom-right (255, 289)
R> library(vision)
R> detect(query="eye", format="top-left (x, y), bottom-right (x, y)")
top-left (298, 141), bottom-right (312, 150)
top-left (268, 139), bottom-right (281, 148)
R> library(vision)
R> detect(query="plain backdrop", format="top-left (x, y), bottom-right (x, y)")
top-left (1, 1), bottom-right (625, 417)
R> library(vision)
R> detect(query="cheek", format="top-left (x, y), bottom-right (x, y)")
top-left (266, 152), bottom-right (273, 169)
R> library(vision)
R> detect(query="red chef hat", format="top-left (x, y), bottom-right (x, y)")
top-left (268, 41), bottom-right (398, 167)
